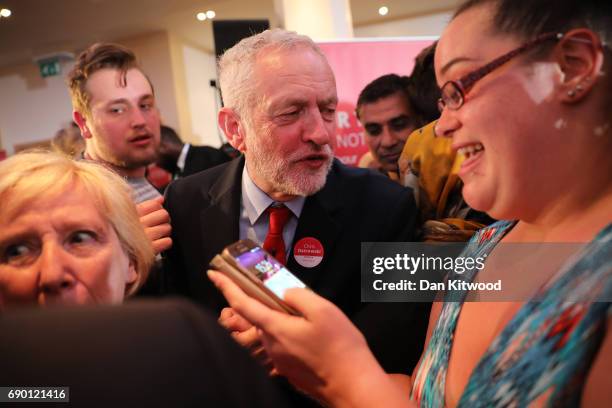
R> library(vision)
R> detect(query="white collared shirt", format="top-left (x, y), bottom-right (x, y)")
top-left (176, 143), bottom-right (191, 175)
top-left (239, 164), bottom-right (305, 255)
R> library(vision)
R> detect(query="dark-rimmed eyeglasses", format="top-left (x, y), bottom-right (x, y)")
top-left (363, 114), bottom-right (414, 136)
top-left (437, 32), bottom-right (563, 112)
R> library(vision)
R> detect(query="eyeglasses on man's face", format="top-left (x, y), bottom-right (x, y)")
top-left (437, 32), bottom-right (563, 113)
top-left (364, 114), bottom-right (414, 137)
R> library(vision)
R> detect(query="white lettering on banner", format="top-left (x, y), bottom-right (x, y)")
top-left (336, 132), bottom-right (364, 148)
top-left (336, 111), bottom-right (350, 129)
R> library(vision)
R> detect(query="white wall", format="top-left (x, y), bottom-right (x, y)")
top-left (0, 61), bottom-right (73, 154)
top-left (120, 31), bottom-right (180, 131)
top-left (182, 45), bottom-right (224, 147)
top-left (279, 0), bottom-right (354, 40)
top-left (354, 11), bottom-right (451, 38)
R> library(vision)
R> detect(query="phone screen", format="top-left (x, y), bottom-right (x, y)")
top-left (235, 247), bottom-right (305, 299)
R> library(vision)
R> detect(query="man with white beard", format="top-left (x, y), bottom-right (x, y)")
top-left (162, 29), bottom-right (428, 379)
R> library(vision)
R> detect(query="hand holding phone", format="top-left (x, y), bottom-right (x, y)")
top-left (210, 239), bottom-right (307, 315)
top-left (207, 268), bottom-right (380, 407)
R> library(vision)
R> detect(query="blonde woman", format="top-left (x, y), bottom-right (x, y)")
top-left (0, 151), bottom-right (154, 307)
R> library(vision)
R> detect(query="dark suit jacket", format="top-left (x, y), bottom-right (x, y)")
top-left (0, 299), bottom-right (290, 408)
top-left (180, 145), bottom-right (231, 178)
top-left (163, 156), bottom-right (429, 373)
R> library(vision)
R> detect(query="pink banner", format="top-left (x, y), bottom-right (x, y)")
top-left (318, 39), bottom-right (435, 166)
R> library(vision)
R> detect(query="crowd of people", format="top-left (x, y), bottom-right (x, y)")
top-left (0, 0), bottom-right (610, 406)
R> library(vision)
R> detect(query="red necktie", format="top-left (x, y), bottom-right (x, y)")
top-left (263, 204), bottom-right (291, 264)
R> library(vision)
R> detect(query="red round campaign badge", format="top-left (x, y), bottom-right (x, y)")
top-left (293, 237), bottom-right (324, 268)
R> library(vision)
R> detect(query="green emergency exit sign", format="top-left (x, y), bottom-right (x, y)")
top-left (38, 58), bottom-right (61, 78)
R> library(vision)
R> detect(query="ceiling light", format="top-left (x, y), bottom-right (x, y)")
top-left (0, 8), bottom-right (12, 18)
top-left (196, 12), bottom-right (207, 21)
top-left (206, 10), bottom-right (216, 19)
top-left (378, 6), bottom-right (389, 16)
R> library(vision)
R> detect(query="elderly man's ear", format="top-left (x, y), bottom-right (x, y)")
top-left (218, 108), bottom-right (247, 152)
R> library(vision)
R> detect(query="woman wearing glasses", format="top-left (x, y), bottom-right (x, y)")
top-left (209, 0), bottom-right (611, 406)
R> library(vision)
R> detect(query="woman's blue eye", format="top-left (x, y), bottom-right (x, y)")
top-left (69, 231), bottom-right (96, 245)
top-left (1, 243), bottom-right (35, 266)
top-left (6, 244), bottom-right (30, 259)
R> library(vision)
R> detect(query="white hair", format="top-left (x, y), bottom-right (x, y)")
top-left (218, 28), bottom-right (326, 119)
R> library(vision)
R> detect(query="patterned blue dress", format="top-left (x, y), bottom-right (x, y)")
top-left (411, 221), bottom-right (611, 407)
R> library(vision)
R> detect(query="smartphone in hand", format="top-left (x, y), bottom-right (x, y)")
top-left (210, 239), bottom-right (307, 315)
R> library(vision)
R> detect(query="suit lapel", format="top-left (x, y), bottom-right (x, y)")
top-left (199, 157), bottom-right (244, 260)
top-left (286, 164), bottom-right (344, 288)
